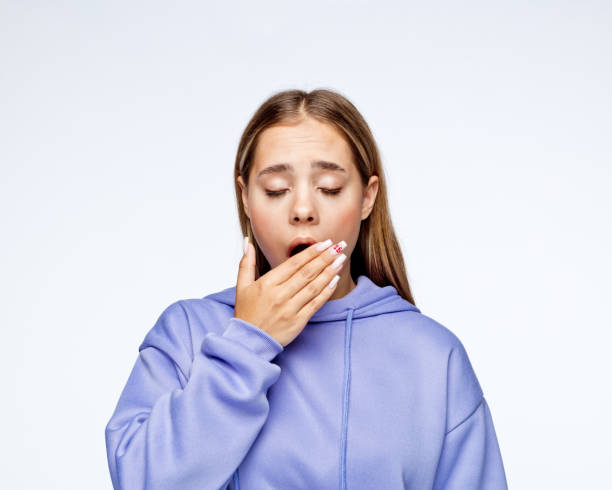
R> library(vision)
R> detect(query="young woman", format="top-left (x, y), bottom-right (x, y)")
top-left (105, 89), bottom-right (508, 489)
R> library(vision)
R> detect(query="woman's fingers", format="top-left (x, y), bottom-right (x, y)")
top-left (268, 238), bottom-right (334, 285)
top-left (236, 236), bottom-right (256, 290)
top-left (234, 236), bottom-right (349, 348)
top-left (295, 257), bottom-right (346, 320)
top-left (279, 240), bottom-right (347, 301)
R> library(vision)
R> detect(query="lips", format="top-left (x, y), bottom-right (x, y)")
top-left (287, 236), bottom-right (317, 258)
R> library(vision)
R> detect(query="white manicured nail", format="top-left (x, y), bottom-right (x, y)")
top-left (331, 253), bottom-right (346, 270)
top-left (330, 241), bottom-right (347, 255)
top-left (315, 238), bottom-right (332, 251)
top-left (243, 236), bottom-right (249, 255)
top-left (328, 274), bottom-right (340, 289)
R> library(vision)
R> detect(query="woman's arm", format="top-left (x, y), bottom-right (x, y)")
top-left (104, 300), bottom-right (283, 490)
top-left (432, 341), bottom-right (508, 489)
top-left (433, 396), bottom-right (508, 489)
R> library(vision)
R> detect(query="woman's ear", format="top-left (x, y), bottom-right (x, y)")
top-left (361, 175), bottom-right (379, 220)
top-left (237, 176), bottom-right (250, 219)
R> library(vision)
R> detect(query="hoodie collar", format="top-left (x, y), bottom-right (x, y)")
top-left (204, 274), bottom-right (420, 323)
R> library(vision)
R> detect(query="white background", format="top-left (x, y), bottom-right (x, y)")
top-left (2, 1), bottom-right (610, 488)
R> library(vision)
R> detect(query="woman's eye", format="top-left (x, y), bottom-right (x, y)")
top-left (265, 190), bottom-right (287, 197)
top-left (265, 188), bottom-right (342, 198)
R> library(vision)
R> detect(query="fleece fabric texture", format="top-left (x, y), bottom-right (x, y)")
top-left (105, 274), bottom-right (508, 489)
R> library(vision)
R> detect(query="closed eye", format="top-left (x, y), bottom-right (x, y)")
top-left (265, 188), bottom-right (342, 198)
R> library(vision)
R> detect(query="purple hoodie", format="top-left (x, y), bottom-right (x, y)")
top-left (105, 274), bottom-right (508, 489)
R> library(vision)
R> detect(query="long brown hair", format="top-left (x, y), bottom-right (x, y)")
top-left (233, 88), bottom-right (417, 307)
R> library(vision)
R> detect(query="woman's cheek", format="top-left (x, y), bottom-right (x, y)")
top-left (333, 203), bottom-right (360, 230)
top-left (334, 202), bottom-right (362, 251)
top-left (250, 209), bottom-right (273, 249)
top-left (251, 206), bottom-right (288, 267)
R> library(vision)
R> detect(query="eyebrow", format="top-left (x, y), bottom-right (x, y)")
top-left (256, 160), bottom-right (347, 178)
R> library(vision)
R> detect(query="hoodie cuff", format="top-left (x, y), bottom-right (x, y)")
top-left (222, 317), bottom-right (284, 361)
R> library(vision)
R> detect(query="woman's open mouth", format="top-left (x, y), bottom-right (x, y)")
top-left (287, 237), bottom-right (317, 258)
top-left (289, 243), bottom-right (310, 257)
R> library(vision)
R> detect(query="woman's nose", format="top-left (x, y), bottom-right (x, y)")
top-left (291, 193), bottom-right (317, 223)
top-left (293, 214), bottom-right (314, 222)
top-left (292, 204), bottom-right (315, 222)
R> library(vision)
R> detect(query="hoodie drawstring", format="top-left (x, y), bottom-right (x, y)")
top-left (340, 307), bottom-right (355, 490)
top-left (232, 307), bottom-right (356, 490)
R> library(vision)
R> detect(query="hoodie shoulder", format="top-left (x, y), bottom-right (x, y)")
top-left (396, 310), bottom-right (485, 432)
top-left (137, 300), bottom-right (195, 379)
top-left (137, 295), bottom-right (234, 363)
top-left (180, 296), bottom-right (235, 334)
top-left (395, 310), bottom-right (465, 352)
top-left (134, 294), bottom-right (246, 384)
top-left (138, 300), bottom-right (190, 350)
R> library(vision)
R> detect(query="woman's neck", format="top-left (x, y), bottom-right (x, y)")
top-left (329, 269), bottom-right (356, 301)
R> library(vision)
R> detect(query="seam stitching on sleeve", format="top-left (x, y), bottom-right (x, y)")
top-left (445, 395), bottom-right (484, 436)
top-left (177, 300), bottom-right (195, 360)
top-left (444, 347), bottom-right (453, 435)
top-left (146, 344), bottom-right (189, 385)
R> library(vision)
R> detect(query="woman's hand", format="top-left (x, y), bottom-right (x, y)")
top-left (234, 237), bottom-right (348, 347)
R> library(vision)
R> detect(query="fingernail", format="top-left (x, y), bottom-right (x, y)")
top-left (315, 238), bottom-right (332, 251)
top-left (331, 253), bottom-right (346, 270)
top-left (330, 240), bottom-right (347, 255)
top-left (328, 274), bottom-right (340, 289)
top-left (243, 236), bottom-right (249, 255)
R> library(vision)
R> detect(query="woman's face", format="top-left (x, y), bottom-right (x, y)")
top-left (237, 116), bottom-right (379, 274)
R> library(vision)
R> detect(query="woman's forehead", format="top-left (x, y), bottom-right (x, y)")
top-left (253, 121), bottom-right (354, 175)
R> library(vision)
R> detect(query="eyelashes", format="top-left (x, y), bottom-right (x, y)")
top-left (265, 188), bottom-right (342, 198)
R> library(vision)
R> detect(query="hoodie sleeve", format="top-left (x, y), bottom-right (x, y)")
top-left (104, 300), bottom-right (284, 490)
top-left (433, 341), bottom-right (508, 490)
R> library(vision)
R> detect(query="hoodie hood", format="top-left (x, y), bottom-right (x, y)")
top-left (204, 274), bottom-right (420, 322)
